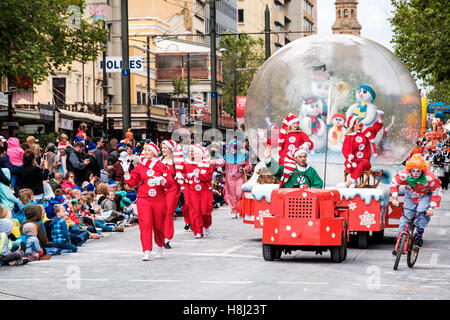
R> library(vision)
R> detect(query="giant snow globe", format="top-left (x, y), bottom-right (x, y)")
top-left (245, 34), bottom-right (421, 186)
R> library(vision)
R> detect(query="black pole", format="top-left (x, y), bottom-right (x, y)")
top-left (187, 52), bottom-right (191, 126)
top-left (7, 91), bottom-right (13, 137)
top-left (265, 5), bottom-right (271, 61)
top-left (102, 21), bottom-right (108, 139)
top-left (147, 36), bottom-right (152, 139)
top-left (121, 0), bottom-right (131, 136)
top-left (233, 63), bottom-right (237, 129)
top-left (210, 0), bottom-right (217, 129)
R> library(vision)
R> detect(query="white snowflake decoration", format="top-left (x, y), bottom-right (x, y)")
top-left (256, 209), bottom-right (271, 226)
top-left (359, 211), bottom-right (376, 229)
top-left (348, 202), bottom-right (357, 211)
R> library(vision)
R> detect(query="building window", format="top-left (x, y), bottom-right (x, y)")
top-left (137, 91), bottom-right (141, 105)
top-left (351, 9), bottom-right (354, 18)
top-left (143, 92), bottom-right (146, 106)
top-left (52, 77), bottom-right (66, 105)
top-left (238, 9), bottom-right (244, 23)
top-left (344, 9), bottom-right (348, 18)
top-left (274, 22), bottom-right (282, 31)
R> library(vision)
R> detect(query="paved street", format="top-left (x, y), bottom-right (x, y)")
top-left (1, 190), bottom-right (449, 301)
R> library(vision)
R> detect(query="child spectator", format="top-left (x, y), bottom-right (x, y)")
top-left (20, 204), bottom-right (48, 252)
top-left (100, 190), bottom-right (124, 225)
top-left (49, 204), bottom-right (77, 253)
top-left (0, 218), bottom-right (27, 266)
top-left (61, 172), bottom-right (76, 190)
top-left (14, 188), bottom-right (37, 224)
top-left (21, 222), bottom-right (51, 261)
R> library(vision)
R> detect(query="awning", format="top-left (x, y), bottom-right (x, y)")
top-left (58, 108), bottom-right (103, 123)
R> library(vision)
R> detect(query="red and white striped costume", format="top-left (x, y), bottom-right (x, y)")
top-left (125, 154), bottom-right (174, 252)
top-left (342, 116), bottom-right (383, 182)
top-left (390, 169), bottom-right (442, 208)
top-left (160, 140), bottom-right (185, 243)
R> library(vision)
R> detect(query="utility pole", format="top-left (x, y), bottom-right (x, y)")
top-left (187, 52), bottom-right (191, 126)
top-left (265, 5), bottom-right (271, 61)
top-left (102, 21), bottom-right (108, 140)
top-left (121, 0), bottom-right (131, 137)
top-left (147, 36), bottom-right (152, 139)
top-left (233, 62), bottom-right (237, 129)
top-left (210, 0), bottom-right (217, 129)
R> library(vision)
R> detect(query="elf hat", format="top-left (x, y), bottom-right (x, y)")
top-left (279, 113), bottom-right (300, 149)
top-left (58, 141), bottom-right (67, 150)
top-left (345, 114), bottom-right (358, 129)
top-left (143, 142), bottom-right (159, 157)
top-left (87, 141), bottom-right (97, 153)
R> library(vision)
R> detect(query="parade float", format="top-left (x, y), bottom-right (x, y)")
top-left (236, 34), bottom-right (422, 259)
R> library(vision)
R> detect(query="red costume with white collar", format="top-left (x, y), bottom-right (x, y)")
top-left (125, 157), bottom-right (174, 252)
top-left (182, 145), bottom-right (214, 237)
top-left (342, 119), bottom-right (383, 182)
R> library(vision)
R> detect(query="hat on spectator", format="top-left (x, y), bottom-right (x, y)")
top-left (72, 186), bottom-right (86, 195)
top-left (85, 183), bottom-right (96, 192)
top-left (74, 136), bottom-right (85, 144)
top-left (87, 141), bottom-right (97, 153)
top-left (108, 180), bottom-right (118, 187)
top-left (126, 192), bottom-right (137, 203)
top-left (0, 136), bottom-right (6, 142)
top-left (58, 141), bottom-right (67, 150)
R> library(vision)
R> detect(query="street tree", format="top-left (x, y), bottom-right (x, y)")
top-left (389, 0), bottom-right (450, 103)
top-left (0, 0), bottom-right (107, 89)
top-left (218, 34), bottom-right (265, 116)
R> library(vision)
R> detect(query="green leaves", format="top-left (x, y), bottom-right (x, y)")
top-left (0, 0), bottom-right (107, 87)
top-left (218, 34), bottom-right (265, 116)
top-left (390, 0), bottom-right (450, 103)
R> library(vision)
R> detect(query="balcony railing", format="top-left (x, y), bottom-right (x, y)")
top-left (167, 107), bottom-right (234, 128)
top-left (157, 68), bottom-right (209, 80)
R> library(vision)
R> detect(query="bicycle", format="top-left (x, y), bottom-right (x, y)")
top-left (392, 206), bottom-right (426, 271)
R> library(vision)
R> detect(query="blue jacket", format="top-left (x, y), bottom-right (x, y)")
top-left (50, 217), bottom-right (71, 245)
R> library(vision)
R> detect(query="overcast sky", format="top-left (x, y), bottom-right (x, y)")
top-left (317, 0), bottom-right (395, 52)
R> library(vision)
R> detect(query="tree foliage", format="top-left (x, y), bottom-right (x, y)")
top-left (218, 34), bottom-right (265, 116)
top-left (0, 0), bottom-right (107, 88)
top-left (389, 0), bottom-right (450, 103)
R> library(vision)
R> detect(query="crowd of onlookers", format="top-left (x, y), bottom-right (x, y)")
top-left (0, 123), bottom-right (252, 266)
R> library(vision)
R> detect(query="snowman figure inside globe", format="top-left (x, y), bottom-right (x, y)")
top-left (300, 96), bottom-right (326, 152)
top-left (346, 84), bottom-right (380, 128)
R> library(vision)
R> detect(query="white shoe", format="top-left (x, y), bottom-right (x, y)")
top-left (194, 233), bottom-right (202, 239)
top-left (204, 227), bottom-right (210, 237)
top-left (154, 246), bottom-right (163, 259)
top-left (142, 250), bottom-right (152, 261)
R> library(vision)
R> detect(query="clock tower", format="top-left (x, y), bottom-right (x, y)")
top-left (332, 0), bottom-right (362, 35)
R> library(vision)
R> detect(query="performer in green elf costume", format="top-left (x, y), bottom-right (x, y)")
top-left (263, 144), bottom-right (323, 189)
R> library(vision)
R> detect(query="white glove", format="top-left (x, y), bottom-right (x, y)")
top-left (300, 142), bottom-right (311, 150)
top-left (187, 172), bottom-right (198, 179)
top-left (175, 172), bottom-right (184, 184)
top-left (154, 176), bottom-right (166, 186)
top-left (121, 162), bottom-right (130, 173)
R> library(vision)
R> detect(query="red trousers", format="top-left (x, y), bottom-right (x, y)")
top-left (164, 185), bottom-right (180, 241)
top-left (345, 159), bottom-right (371, 182)
top-left (136, 197), bottom-right (166, 252)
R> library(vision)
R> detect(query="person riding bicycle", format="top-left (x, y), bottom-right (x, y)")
top-left (390, 154), bottom-right (443, 247)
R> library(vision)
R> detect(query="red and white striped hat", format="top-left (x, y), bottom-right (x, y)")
top-left (278, 113), bottom-right (300, 149)
top-left (345, 114), bottom-right (358, 129)
top-left (143, 142), bottom-right (159, 157)
top-left (279, 147), bottom-right (307, 187)
top-left (162, 140), bottom-right (185, 175)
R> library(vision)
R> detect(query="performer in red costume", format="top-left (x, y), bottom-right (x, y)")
top-left (183, 144), bottom-right (214, 238)
top-left (339, 111), bottom-right (384, 188)
top-left (124, 142), bottom-right (174, 261)
top-left (278, 113), bottom-right (314, 164)
top-left (160, 139), bottom-right (184, 249)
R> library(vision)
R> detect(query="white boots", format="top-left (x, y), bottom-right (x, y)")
top-left (142, 246), bottom-right (164, 261)
top-left (203, 227), bottom-right (210, 237)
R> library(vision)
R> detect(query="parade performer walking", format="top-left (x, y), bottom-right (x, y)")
top-left (183, 144), bottom-right (214, 238)
top-left (124, 142), bottom-right (174, 261)
top-left (278, 113), bottom-right (314, 164)
top-left (211, 139), bottom-right (253, 218)
top-left (339, 111), bottom-right (384, 188)
top-left (160, 139), bottom-right (184, 249)
top-left (390, 154), bottom-right (442, 248)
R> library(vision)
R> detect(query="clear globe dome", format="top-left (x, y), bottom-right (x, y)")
top-left (245, 34), bottom-right (421, 185)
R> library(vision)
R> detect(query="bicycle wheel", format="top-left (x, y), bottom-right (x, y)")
top-left (393, 234), bottom-right (407, 270)
top-left (407, 236), bottom-right (420, 268)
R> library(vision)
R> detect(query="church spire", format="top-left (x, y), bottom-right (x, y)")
top-left (332, 0), bottom-right (362, 35)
